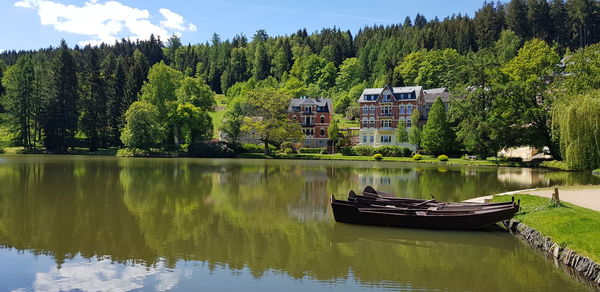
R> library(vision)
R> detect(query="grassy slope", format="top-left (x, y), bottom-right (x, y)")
top-left (209, 94), bottom-right (228, 139)
top-left (492, 194), bottom-right (600, 262)
top-left (334, 114), bottom-right (359, 128)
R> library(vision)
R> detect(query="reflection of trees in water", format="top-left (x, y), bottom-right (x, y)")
top-left (0, 157), bottom-right (155, 266)
top-left (0, 157), bottom-right (592, 291)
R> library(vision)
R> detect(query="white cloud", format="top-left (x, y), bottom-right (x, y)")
top-left (14, 0), bottom-right (197, 46)
top-left (23, 258), bottom-right (192, 292)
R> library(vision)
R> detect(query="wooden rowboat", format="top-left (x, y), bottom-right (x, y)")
top-left (330, 188), bottom-right (520, 230)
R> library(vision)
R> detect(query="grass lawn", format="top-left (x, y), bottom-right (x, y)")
top-left (334, 114), bottom-right (359, 128)
top-left (492, 194), bottom-right (600, 263)
top-left (237, 152), bottom-right (520, 167)
top-left (209, 94), bottom-right (228, 139)
top-left (209, 109), bottom-right (225, 139)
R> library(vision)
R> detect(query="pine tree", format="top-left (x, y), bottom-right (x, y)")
top-left (1, 56), bottom-right (35, 147)
top-left (79, 47), bottom-right (106, 151)
top-left (252, 42), bottom-right (270, 80)
top-left (44, 40), bottom-right (78, 150)
top-left (506, 0), bottom-right (530, 38)
top-left (421, 98), bottom-right (454, 155)
top-left (124, 50), bottom-right (148, 108)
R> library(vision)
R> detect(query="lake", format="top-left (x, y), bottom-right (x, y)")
top-left (0, 155), bottom-right (598, 291)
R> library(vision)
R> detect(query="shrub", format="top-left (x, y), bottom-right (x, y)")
top-left (373, 153), bottom-right (383, 161)
top-left (438, 154), bottom-right (449, 162)
top-left (240, 143), bottom-right (276, 153)
top-left (280, 141), bottom-right (296, 153)
top-left (283, 148), bottom-right (293, 155)
top-left (241, 144), bottom-right (263, 153)
top-left (116, 148), bottom-right (151, 157)
top-left (188, 141), bottom-right (236, 158)
top-left (412, 154), bottom-right (423, 160)
top-left (540, 160), bottom-right (570, 170)
top-left (299, 148), bottom-right (322, 154)
top-left (340, 147), bottom-right (355, 156)
top-left (320, 148), bottom-right (328, 154)
top-left (593, 169), bottom-right (600, 175)
top-left (353, 146), bottom-right (375, 156)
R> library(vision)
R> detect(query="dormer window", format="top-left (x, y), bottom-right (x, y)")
top-left (383, 94), bottom-right (391, 101)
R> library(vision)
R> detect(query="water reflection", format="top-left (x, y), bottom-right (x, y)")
top-left (0, 155), bottom-right (597, 291)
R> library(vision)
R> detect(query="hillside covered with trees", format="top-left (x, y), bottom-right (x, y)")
top-left (1, 0), bottom-right (599, 169)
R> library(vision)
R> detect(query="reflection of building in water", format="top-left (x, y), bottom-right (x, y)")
top-left (358, 170), bottom-right (418, 191)
top-left (497, 168), bottom-right (549, 187)
top-left (288, 168), bottom-right (333, 222)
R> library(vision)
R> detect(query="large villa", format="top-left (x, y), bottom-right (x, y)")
top-left (358, 85), bottom-right (449, 147)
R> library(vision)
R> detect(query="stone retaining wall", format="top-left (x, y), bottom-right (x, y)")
top-left (507, 219), bottom-right (600, 286)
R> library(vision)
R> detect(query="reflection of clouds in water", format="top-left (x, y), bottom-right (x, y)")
top-left (27, 259), bottom-right (190, 292)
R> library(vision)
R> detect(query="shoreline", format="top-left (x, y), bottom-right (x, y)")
top-left (0, 148), bottom-right (554, 169)
top-left (485, 189), bottom-right (600, 288)
top-left (506, 219), bottom-right (600, 287)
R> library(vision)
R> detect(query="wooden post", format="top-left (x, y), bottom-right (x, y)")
top-left (552, 188), bottom-right (560, 205)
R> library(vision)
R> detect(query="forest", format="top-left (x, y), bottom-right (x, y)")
top-left (0, 0), bottom-right (599, 169)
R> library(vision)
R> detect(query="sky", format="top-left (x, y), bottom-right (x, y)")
top-left (0, 0), bottom-right (487, 52)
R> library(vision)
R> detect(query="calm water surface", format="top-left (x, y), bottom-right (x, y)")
top-left (0, 155), bottom-right (598, 292)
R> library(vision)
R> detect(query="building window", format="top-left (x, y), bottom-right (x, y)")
top-left (370, 136), bottom-right (374, 143)
top-left (363, 107), bottom-right (369, 115)
top-left (407, 104), bottom-right (413, 114)
top-left (320, 128), bottom-right (325, 136)
top-left (382, 106), bottom-right (391, 116)
top-left (369, 119), bottom-right (375, 128)
top-left (381, 136), bottom-right (391, 143)
top-left (370, 106), bottom-right (375, 115)
top-left (362, 119), bottom-right (368, 127)
top-left (382, 120), bottom-right (391, 128)
top-left (363, 135), bottom-right (367, 143)
top-left (383, 94), bottom-right (391, 101)
top-left (400, 105), bottom-right (405, 114)
top-left (320, 116), bottom-right (325, 123)
top-left (407, 118), bottom-right (412, 128)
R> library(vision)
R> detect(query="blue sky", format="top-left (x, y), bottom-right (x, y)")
top-left (0, 0), bottom-right (487, 51)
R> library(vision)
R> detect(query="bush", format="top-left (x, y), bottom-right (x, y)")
top-left (373, 153), bottom-right (383, 161)
top-left (188, 141), bottom-right (236, 158)
top-left (116, 148), bottom-right (151, 157)
top-left (540, 160), bottom-right (570, 170)
top-left (320, 148), bottom-right (328, 154)
top-left (593, 169), bottom-right (600, 175)
top-left (283, 148), bottom-right (293, 155)
top-left (353, 146), bottom-right (375, 156)
top-left (240, 143), bottom-right (276, 153)
top-left (438, 154), bottom-right (449, 162)
top-left (340, 147), bottom-right (355, 156)
top-left (299, 148), bottom-right (322, 154)
top-left (280, 141), bottom-right (296, 153)
top-left (374, 146), bottom-right (413, 157)
top-left (241, 144), bottom-right (263, 153)
top-left (413, 154), bottom-right (423, 160)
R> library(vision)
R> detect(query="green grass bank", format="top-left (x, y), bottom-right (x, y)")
top-left (492, 194), bottom-right (600, 263)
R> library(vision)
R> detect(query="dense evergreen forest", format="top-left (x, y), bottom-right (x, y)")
top-left (0, 0), bottom-right (599, 169)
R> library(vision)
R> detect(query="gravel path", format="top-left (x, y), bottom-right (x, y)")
top-left (464, 185), bottom-right (600, 212)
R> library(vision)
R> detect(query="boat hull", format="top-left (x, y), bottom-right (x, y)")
top-left (331, 199), bottom-right (519, 230)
